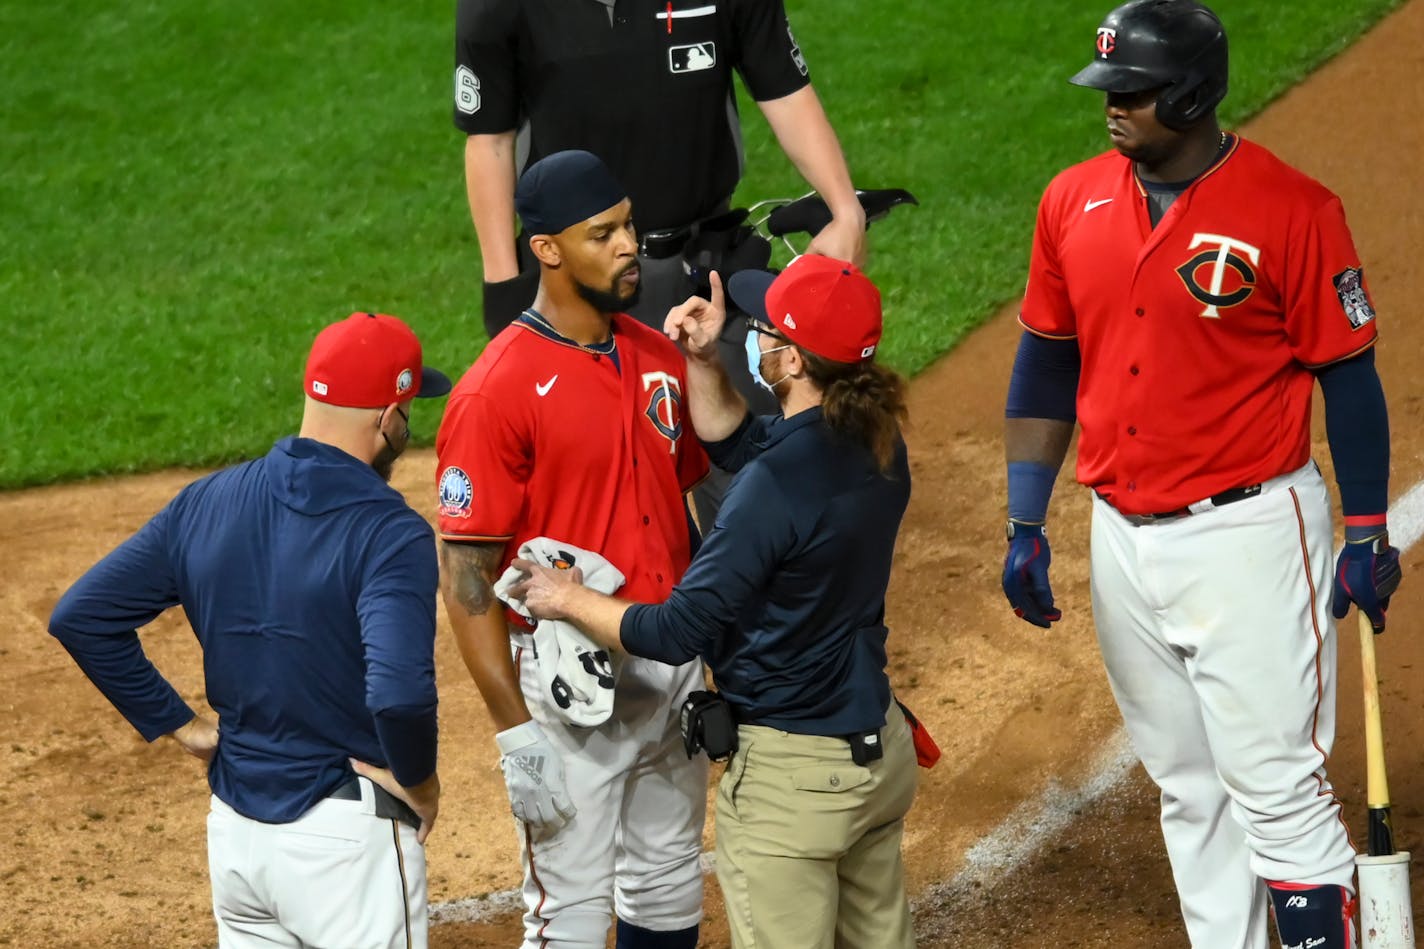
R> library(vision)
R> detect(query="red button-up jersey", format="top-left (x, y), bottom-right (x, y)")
top-left (435, 315), bottom-right (709, 615)
top-left (1020, 136), bottom-right (1378, 515)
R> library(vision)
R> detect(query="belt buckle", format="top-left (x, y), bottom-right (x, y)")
top-left (1125, 508), bottom-right (1188, 527)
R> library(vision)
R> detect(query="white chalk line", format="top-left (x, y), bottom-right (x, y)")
top-left (430, 479), bottom-right (1424, 929)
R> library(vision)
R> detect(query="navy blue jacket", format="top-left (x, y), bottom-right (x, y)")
top-left (49, 437), bottom-right (439, 823)
top-left (621, 408), bottom-right (911, 736)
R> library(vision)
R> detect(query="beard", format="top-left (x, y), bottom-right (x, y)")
top-left (372, 439), bottom-right (402, 483)
top-left (575, 266), bottom-right (641, 314)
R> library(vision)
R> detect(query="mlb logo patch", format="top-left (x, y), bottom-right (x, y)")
top-left (1332, 267), bottom-right (1377, 329)
top-left (669, 43), bottom-right (716, 74)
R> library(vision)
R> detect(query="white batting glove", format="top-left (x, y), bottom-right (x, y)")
top-left (495, 720), bottom-right (576, 840)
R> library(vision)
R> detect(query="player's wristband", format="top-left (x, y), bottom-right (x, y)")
top-left (1007, 461), bottom-right (1057, 524)
top-left (495, 719), bottom-right (546, 755)
top-left (1344, 515), bottom-right (1388, 545)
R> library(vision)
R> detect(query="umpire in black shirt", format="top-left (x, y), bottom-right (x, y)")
top-left (512, 257), bottom-right (920, 949)
top-left (455, 0), bottom-right (866, 339)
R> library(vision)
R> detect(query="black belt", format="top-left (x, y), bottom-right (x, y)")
top-left (640, 224), bottom-right (695, 260)
top-left (1102, 482), bottom-right (1263, 525)
top-left (735, 708), bottom-right (885, 765)
top-left (329, 777), bottom-right (421, 831)
top-left (638, 204), bottom-right (737, 260)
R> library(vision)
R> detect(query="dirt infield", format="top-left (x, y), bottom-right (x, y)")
top-left (4, 5), bottom-right (1423, 945)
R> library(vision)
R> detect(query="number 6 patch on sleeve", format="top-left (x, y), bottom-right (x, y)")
top-left (455, 65), bottom-right (481, 114)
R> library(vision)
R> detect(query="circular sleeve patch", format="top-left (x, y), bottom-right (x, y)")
top-left (438, 466), bottom-right (474, 518)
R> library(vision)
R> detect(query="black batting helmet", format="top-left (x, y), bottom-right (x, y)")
top-left (1069, 0), bottom-right (1228, 130)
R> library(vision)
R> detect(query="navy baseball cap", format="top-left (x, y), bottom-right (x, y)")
top-left (515, 150), bottom-right (628, 236)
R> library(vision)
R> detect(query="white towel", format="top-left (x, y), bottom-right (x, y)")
top-left (494, 538), bottom-right (626, 727)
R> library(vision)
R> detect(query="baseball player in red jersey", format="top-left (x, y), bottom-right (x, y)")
top-left (436, 150), bottom-right (710, 949)
top-left (1001, 3), bottom-right (1402, 948)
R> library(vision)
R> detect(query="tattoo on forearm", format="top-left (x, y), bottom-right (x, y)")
top-left (440, 542), bottom-right (504, 616)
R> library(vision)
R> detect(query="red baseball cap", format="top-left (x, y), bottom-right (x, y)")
top-left (728, 255), bottom-right (883, 364)
top-left (303, 312), bottom-right (452, 408)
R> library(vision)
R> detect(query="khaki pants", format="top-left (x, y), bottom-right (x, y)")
top-left (715, 706), bottom-right (919, 949)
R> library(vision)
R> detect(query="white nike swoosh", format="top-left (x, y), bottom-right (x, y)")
top-left (1083, 198), bottom-right (1113, 213)
top-left (535, 375), bottom-right (558, 397)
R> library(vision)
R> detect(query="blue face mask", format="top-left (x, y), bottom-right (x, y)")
top-left (745, 328), bottom-right (791, 392)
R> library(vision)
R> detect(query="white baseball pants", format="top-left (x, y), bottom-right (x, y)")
top-left (1089, 461), bottom-right (1356, 949)
top-left (513, 642), bottom-right (708, 948)
top-left (207, 781), bottom-right (426, 948)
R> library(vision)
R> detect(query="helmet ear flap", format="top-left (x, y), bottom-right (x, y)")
top-left (1154, 68), bottom-right (1225, 129)
top-left (1155, 79), bottom-right (1200, 130)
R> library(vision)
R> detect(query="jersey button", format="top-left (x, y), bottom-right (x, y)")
top-left (1127, 481), bottom-right (1137, 492)
top-left (1130, 365), bottom-right (1140, 375)
top-left (656, 573), bottom-right (664, 583)
top-left (643, 515), bottom-right (651, 525)
top-left (1135, 307), bottom-right (1145, 317)
top-left (1128, 426), bottom-right (1137, 436)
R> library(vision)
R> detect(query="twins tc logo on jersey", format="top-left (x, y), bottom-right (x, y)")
top-left (1174, 233), bottom-right (1262, 319)
top-left (1332, 267), bottom-right (1377, 329)
top-left (438, 466), bottom-right (473, 519)
top-left (642, 371), bottom-right (684, 453)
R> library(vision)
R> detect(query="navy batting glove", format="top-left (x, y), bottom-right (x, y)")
top-left (1332, 534), bottom-right (1402, 633)
top-left (1002, 521), bottom-right (1063, 629)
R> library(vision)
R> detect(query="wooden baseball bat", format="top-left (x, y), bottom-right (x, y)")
top-left (1358, 609), bottom-right (1396, 856)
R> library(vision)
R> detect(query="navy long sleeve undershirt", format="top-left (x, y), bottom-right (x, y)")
top-left (1317, 347), bottom-right (1389, 516)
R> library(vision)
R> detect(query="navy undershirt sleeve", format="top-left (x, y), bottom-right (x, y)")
top-left (1317, 347), bottom-right (1390, 516)
top-left (1005, 331), bottom-right (1080, 421)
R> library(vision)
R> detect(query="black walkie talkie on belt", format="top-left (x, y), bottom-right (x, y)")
top-left (846, 730), bottom-right (883, 765)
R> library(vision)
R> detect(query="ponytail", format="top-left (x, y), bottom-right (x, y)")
top-left (799, 349), bottom-right (908, 472)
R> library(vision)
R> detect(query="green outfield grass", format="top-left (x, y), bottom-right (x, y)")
top-left (1, 0), bottom-right (1403, 487)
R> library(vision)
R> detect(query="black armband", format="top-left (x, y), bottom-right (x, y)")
top-left (482, 269), bottom-right (539, 338)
